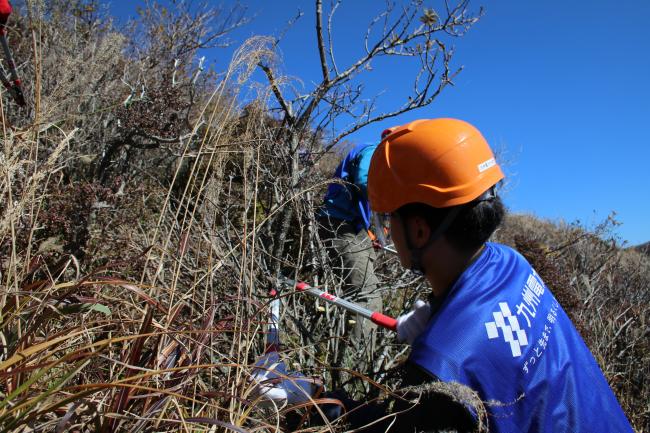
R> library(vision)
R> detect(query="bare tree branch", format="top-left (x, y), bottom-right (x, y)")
top-left (316, 0), bottom-right (330, 84)
top-left (274, 8), bottom-right (305, 48)
top-left (326, 0), bottom-right (341, 76)
top-left (258, 63), bottom-right (294, 124)
top-left (254, 0), bottom-right (482, 293)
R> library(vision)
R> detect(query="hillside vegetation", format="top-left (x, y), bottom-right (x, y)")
top-left (634, 241), bottom-right (650, 256)
top-left (0, 1), bottom-right (647, 432)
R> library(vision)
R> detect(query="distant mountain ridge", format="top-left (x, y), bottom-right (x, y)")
top-left (633, 241), bottom-right (650, 256)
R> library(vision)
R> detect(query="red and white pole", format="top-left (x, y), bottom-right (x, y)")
top-left (291, 280), bottom-right (398, 332)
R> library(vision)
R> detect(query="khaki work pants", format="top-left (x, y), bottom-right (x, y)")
top-left (318, 217), bottom-right (383, 371)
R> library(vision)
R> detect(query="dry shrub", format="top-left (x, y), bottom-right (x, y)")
top-left (3, 1), bottom-right (645, 432)
top-left (0, 3), bottom-right (269, 432)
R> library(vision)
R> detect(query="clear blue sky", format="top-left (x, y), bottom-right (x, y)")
top-left (109, 1), bottom-right (650, 246)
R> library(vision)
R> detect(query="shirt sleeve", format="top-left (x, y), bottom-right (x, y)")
top-left (350, 145), bottom-right (375, 202)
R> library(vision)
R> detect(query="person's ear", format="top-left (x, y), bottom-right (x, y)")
top-left (405, 214), bottom-right (431, 249)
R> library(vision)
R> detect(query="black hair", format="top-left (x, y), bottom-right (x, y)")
top-left (396, 194), bottom-right (505, 253)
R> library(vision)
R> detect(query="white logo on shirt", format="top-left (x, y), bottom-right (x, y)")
top-left (485, 302), bottom-right (529, 357)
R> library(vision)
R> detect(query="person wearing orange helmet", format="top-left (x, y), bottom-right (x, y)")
top-left (327, 118), bottom-right (632, 432)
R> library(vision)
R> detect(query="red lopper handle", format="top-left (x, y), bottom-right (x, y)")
top-left (0, 0), bottom-right (11, 25)
top-left (371, 311), bottom-right (398, 331)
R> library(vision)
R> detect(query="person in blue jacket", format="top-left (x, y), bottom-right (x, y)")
top-left (318, 142), bottom-right (382, 360)
top-left (322, 118), bottom-right (633, 432)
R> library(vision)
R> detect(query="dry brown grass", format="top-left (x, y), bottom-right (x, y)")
top-left (1, 2), bottom-right (647, 432)
top-left (0, 4), bottom-right (407, 431)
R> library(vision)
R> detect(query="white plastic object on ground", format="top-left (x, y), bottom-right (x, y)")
top-left (251, 351), bottom-right (316, 408)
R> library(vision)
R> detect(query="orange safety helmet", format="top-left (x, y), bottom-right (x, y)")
top-left (368, 118), bottom-right (504, 213)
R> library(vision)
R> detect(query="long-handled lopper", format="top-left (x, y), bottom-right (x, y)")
top-left (367, 223), bottom-right (397, 255)
top-left (249, 285), bottom-right (319, 408)
top-left (0, 0), bottom-right (25, 106)
top-left (277, 277), bottom-right (398, 332)
top-left (372, 241), bottom-right (397, 255)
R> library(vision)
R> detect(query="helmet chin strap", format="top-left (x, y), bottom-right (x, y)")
top-left (401, 206), bottom-right (463, 275)
top-left (398, 187), bottom-right (497, 274)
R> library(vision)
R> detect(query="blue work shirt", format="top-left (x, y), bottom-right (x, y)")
top-left (410, 243), bottom-right (633, 433)
top-left (320, 143), bottom-right (378, 231)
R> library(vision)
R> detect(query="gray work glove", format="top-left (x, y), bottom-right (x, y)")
top-left (396, 300), bottom-right (431, 344)
top-left (251, 351), bottom-right (317, 408)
